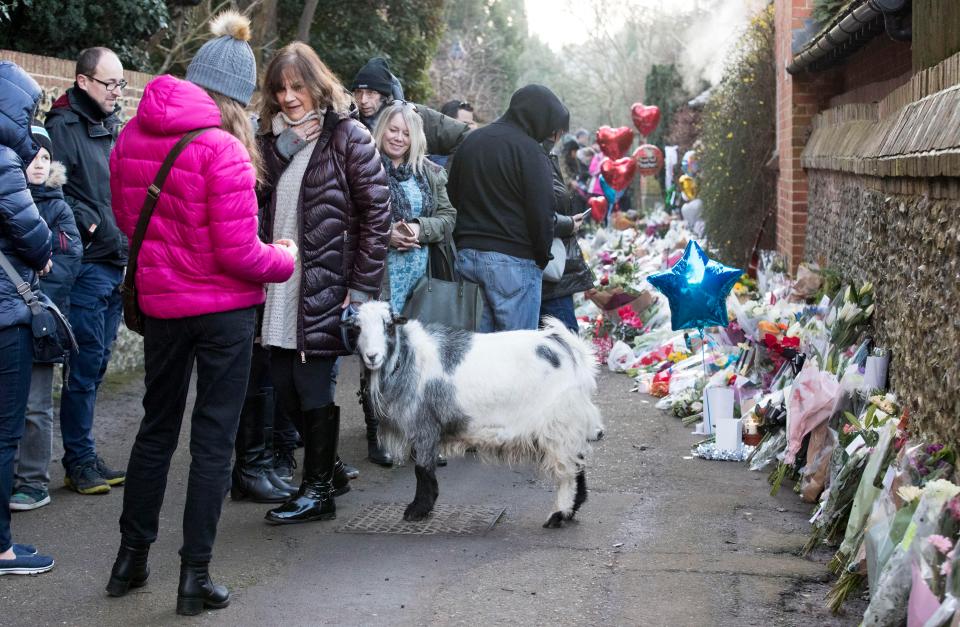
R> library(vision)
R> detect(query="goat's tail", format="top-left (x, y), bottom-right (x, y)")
top-left (541, 316), bottom-right (598, 396)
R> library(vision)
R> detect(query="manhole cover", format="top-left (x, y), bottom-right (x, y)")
top-left (337, 503), bottom-right (505, 535)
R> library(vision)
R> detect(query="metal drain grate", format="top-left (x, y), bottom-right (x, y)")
top-left (337, 503), bottom-right (505, 536)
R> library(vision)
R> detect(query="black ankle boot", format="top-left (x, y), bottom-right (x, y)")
top-left (265, 405), bottom-right (339, 525)
top-left (176, 560), bottom-right (229, 616)
top-left (232, 393), bottom-right (294, 503)
top-left (360, 379), bottom-right (393, 467)
top-left (333, 457), bottom-right (353, 496)
top-left (105, 543), bottom-right (150, 597)
top-left (340, 459), bottom-right (360, 480)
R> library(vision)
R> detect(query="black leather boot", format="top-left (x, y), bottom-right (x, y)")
top-left (231, 393), bottom-right (295, 503)
top-left (333, 457), bottom-right (352, 496)
top-left (176, 560), bottom-right (230, 616)
top-left (105, 543), bottom-right (150, 597)
top-left (264, 405), bottom-right (339, 525)
top-left (260, 389), bottom-right (297, 496)
top-left (359, 376), bottom-right (393, 467)
top-left (340, 458), bottom-right (360, 480)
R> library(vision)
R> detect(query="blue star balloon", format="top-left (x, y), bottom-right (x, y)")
top-left (647, 241), bottom-right (742, 331)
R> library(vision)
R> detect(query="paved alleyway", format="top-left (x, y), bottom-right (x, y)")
top-left (3, 358), bottom-right (864, 626)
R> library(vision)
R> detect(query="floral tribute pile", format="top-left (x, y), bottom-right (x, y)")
top-left (575, 213), bottom-right (959, 624)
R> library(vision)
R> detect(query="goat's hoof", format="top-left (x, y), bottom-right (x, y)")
top-left (543, 512), bottom-right (565, 528)
top-left (403, 503), bottom-right (433, 522)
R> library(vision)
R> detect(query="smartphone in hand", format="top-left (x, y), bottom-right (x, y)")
top-left (397, 221), bottom-right (416, 237)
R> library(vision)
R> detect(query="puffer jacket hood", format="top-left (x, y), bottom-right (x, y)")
top-left (0, 61), bottom-right (42, 164)
top-left (0, 61), bottom-right (51, 329)
top-left (137, 74), bottom-right (222, 136)
top-left (500, 84), bottom-right (569, 143)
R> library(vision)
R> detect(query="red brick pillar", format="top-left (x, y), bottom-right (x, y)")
top-left (774, 0), bottom-right (816, 270)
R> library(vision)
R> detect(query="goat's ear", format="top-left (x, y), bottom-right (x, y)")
top-left (392, 315), bottom-right (408, 326)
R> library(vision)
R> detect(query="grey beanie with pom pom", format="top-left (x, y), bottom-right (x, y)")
top-left (186, 11), bottom-right (256, 106)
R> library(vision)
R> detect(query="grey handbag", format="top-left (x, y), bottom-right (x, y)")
top-left (401, 240), bottom-right (484, 331)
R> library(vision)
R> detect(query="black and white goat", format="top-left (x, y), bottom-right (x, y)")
top-left (347, 301), bottom-right (604, 528)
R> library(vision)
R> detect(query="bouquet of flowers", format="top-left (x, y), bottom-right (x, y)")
top-left (824, 282), bottom-right (875, 372)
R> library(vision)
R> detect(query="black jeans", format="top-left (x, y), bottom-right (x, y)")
top-left (0, 325), bottom-right (32, 553)
top-left (119, 307), bottom-right (255, 562)
top-left (270, 349), bottom-right (338, 430)
top-left (247, 345), bottom-right (299, 452)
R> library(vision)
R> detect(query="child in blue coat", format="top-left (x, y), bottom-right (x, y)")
top-left (10, 124), bottom-right (82, 511)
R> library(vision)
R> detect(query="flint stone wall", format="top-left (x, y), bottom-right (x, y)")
top-left (804, 169), bottom-right (960, 444)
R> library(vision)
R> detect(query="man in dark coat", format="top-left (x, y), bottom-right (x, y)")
top-left (0, 60), bottom-right (55, 574)
top-left (44, 46), bottom-right (127, 495)
top-left (448, 84), bottom-right (570, 332)
top-left (350, 57), bottom-right (470, 158)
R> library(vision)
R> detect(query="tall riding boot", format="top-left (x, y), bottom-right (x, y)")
top-left (259, 388), bottom-right (297, 495)
top-left (264, 405), bottom-right (339, 524)
top-left (359, 376), bottom-right (393, 467)
top-left (176, 560), bottom-right (230, 616)
top-left (105, 543), bottom-right (150, 597)
top-left (231, 393), bottom-right (295, 503)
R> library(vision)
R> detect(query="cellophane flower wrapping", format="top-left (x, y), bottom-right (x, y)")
top-left (862, 480), bottom-right (960, 626)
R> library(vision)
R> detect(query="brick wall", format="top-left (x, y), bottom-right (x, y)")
top-left (804, 171), bottom-right (960, 445)
top-left (774, 0), bottom-right (818, 271)
top-left (773, 1), bottom-right (912, 270)
top-left (1, 49), bottom-right (155, 121)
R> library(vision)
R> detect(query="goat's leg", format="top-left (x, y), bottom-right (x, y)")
top-left (404, 434), bottom-right (440, 522)
top-left (544, 465), bottom-right (577, 529)
top-left (572, 469), bottom-right (588, 512)
top-left (404, 464), bottom-right (439, 521)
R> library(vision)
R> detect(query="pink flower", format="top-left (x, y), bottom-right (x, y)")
top-left (928, 534), bottom-right (954, 555)
top-left (842, 423), bottom-right (857, 435)
top-left (949, 495), bottom-right (960, 522)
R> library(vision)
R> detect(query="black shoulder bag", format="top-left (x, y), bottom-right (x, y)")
top-left (0, 251), bottom-right (77, 366)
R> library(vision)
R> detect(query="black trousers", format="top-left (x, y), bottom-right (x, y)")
top-left (119, 307), bottom-right (255, 562)
top-left (269, 349), bottom-right (338, 433)
top-left (246, 344), bottom-right (299, 452)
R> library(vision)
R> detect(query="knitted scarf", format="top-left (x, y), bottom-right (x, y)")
top-left (382, 156), bottom-right (434, 222)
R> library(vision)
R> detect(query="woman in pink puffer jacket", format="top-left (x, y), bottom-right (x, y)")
top-left (106, 12), bottom-right (296, 616)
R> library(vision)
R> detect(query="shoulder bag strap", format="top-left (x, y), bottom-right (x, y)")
top-left (124, 127), bottom-right (215, 294)
top-left (0, 249), bottom-right (42, 314)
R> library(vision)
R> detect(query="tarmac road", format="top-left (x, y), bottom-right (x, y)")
top-left (2, 357), bottom-right (864, 626)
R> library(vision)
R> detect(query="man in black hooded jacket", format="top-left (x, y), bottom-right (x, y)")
top-left (448, 84), bottom-right (570, 332)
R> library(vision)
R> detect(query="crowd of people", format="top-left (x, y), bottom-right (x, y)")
top-left (0, 9), bottom-right (595, 615)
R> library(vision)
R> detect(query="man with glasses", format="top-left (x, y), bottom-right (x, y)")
top-left (44, 46), bottom-right (127, 495)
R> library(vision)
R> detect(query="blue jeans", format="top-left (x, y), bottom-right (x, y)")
top-left (456, 249), bottom-right (542, 332)
top-left (539, 295), bottom-right (579, 334)
top-left (0, 325), bottom-right (33, 552)
top-left (59, 262), bottom-right (123, 471)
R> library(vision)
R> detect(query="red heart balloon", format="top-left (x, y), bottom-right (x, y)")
top-left (588, 196), bottom-right (608, 222)
top-left (630, 103), bottom-right (661, 136)
top-left (600, 157), bottom-right (637, 191)
top-left (595, 126), bottom-right (634, 159)
top-left (633, 144), bottom-right (664, 177)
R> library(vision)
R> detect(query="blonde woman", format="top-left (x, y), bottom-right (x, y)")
top-left (373, 101), bottom-right (457, 314)
top-left (256, 42), bottom-right (391, 525)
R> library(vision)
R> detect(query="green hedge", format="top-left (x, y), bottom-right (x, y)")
top-left (699, 5), bottom-right (776, 267)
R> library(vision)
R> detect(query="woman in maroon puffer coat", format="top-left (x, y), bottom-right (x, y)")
top-left (256, 42), bottom-right (391, 525)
